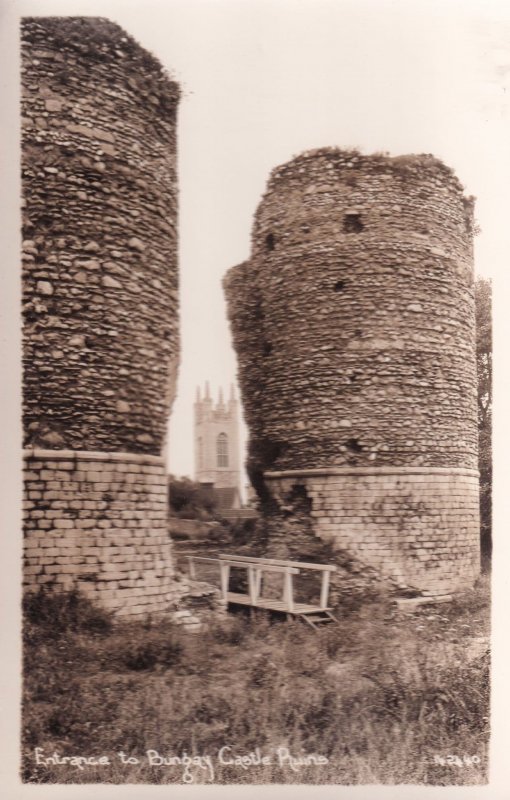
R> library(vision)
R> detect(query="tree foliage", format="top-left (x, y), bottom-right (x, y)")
top-left (168, 475), bottom-right (218, 520)
top-left (475, 277), bottom-right (492, 562)
top-left (475, 278), bottom-right (492, 431)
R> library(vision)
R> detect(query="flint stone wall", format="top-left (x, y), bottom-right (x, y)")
top-left (224, 148), bottom-right (480, 597)
top-left (22, 17), bottom-right (179, 454)
top-left (21, 17), bottom-right (181, 616)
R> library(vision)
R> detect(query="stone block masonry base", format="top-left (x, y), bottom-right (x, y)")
top-left (23, 448), bottom-right (181, 617)
top-left (264, 466), bottom-right (480, 597)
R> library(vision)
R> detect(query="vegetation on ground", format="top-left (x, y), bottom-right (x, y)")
top-left (22, 577), bottom-right (490, 785)
top-left (168, 475), bottom-right (219, 520)
top-left (475, 276), bottom-right (492, 565)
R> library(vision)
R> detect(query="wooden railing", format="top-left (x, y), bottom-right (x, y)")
top-left (187, 553), bottom-right (336, 613)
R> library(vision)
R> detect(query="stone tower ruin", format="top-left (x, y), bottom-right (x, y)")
top-left (22, 17), bottom-right (181, 615)
top-left (224, 148), bottom-right (480, 599)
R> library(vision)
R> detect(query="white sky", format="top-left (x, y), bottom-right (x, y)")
top-left (128, 0), bottom-right (510, 482)
top-left (3, 0), bottom-right (509, 482)
top-left (2, 3), bottom-right (510, 795)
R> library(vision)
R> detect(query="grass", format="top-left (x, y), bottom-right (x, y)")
top-left (22, 575), bottom-right (490, 785)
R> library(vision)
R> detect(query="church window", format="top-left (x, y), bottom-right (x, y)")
top-left (217, 433), bottom-right (229, 467)
top-left (198, 437), bottom-right (203, 469)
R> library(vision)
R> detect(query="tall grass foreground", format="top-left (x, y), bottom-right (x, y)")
top-left (22, 579), bottom-right (490, 785)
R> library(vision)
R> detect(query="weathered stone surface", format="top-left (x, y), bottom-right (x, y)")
top-left (21, 17), bottom-right (182, 618)
top-left (224, 148), bottom-right (480, 597)
top-left (22, 450), bottom-right (182, 616)
top-left (101, 275), bottom-right (122, 289)
top-left (21, 17), bottom-right (180, 456)
top-left (128, 237), bottom-right (146, 251)
top-left (36, 280), bottom-right (53, 295)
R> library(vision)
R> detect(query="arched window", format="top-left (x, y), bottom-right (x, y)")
top-left (197, 437), bottom-right (203, 470)
top-left (217, 433), bottom-right (229, 467)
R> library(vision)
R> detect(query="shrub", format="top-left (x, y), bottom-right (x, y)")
top-left (209, 615), bottom-right (248, 646)
top-left (120, 636), bottom-right (183, 671)
top-left (168, 475), bottom-right (218, 520)
top-left (23, 588), bottom-right (112, 640)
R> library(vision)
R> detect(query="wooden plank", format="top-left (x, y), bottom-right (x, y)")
top-left (222, 560), bottom-right (300, 575)
top-left (226, 593), bottom-right (332, 614)
top-left (188, 556), bottom-right (299, 575)
top-left (220, 553), bottom-right (336, 571)
top-left (219, 553), bottom-right (336, 572)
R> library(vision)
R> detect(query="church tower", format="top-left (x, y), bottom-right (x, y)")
top-left (194, 383), bottom-right (241, 509)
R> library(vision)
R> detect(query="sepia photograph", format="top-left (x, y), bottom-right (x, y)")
top-left (1, 0), bottom-right (509, 795)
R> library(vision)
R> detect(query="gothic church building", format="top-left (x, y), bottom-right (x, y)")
top-left (194, 383), bottom-right (241, 510)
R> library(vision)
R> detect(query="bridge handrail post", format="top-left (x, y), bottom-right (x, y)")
top-left (254, 568), bottom-right (262, 603)
top-left (220, 562), bottom-right (230, 602)
top-left (320, 569), bottom-right (330, 609)
top-left (284, 570), bottom-right (295, 613)
top-left (248, 566), bottom-right (257, 604)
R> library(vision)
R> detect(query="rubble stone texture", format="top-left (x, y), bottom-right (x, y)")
top-left (21, 17), bottom-right (181, 615)
top-left (224, 148), bottom-right (480, 597)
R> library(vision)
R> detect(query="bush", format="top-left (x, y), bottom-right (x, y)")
top-left (23, 588), bottom-right (112, 640)
top-left (209, 615), bottom-right (248, 646)
top-left (117, 633), bottom-right (183, 671)
top-left (168, 475), bottom-right (218, 520)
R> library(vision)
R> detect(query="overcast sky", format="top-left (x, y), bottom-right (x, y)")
top-left (4, 0), bottom-right (510, 483)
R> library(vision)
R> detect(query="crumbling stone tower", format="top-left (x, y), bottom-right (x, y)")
top-left (224, 148), bottom-right (480, 598)
top-left (22, 17), bottom-right (180, 615)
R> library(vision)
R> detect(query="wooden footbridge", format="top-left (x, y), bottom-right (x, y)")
top-left (187, 552), bottom-right (337, 629)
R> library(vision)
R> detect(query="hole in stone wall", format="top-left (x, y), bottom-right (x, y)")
top-left (265, 233), bottom-right (275, 251)
top-left (334, 280), bottom-right (346, 292)
top-left (253, 298), bottom-right (265, 322)
top-left (345, 438), bottom-right (363, 453)
top-left (289, 483), bottom-right (309, 502)
top-left (248, 438), bottom-right (287, 508)
top-left (276, 483), bottom-right (313, 518)
top-left (343, 213), bottom-right (364, 233)
top-left (283, 483), bottom-right (313, 517)
top-left (262, 341), bottom-right (272, 357)
top-left (354, 329), bottom-right (362, 338)
top-left (258, 438), bottom-right (283, 468)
